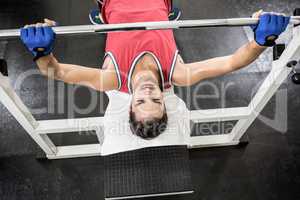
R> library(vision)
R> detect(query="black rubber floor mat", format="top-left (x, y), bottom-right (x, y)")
top-left (104, 145), bottom-right (193, 200)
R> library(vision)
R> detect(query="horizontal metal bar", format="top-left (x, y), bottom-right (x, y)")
top-left (187, 134), bottom-right (239, 148)
top-left (188, 140), bottom-right (240, 149)
top-left (46, 144), bottom-right (101, 159)
top-left (1, 17), bottom-right (299, 39)
top-left (190, 107), bottom-right (250, 123)
top-left (105, 191), bottom-right (194, 200)
top-left (36, 117), bottom-right (104, 134)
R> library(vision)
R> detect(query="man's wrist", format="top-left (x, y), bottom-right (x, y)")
top-left (35, 53), bottom-right (60, 78)
top-left (35, 53), bottom-right (55, 65)
top-left (251, 40), bottom-right (268, 50)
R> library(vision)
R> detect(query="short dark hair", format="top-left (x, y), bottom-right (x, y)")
top-left (129, 107), bottom-right (168, 139)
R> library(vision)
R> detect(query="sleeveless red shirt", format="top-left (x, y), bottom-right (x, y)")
top-left (102, 0), bottom-right (178, 93)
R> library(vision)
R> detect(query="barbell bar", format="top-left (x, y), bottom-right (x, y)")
top-left (0, 17), bottom-right (299, 39)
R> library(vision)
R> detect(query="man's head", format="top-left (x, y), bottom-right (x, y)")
top-left (129, 70), bottom-right (168, 139)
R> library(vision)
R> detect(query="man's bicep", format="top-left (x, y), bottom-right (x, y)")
top-left (94, 55), bottom-right (120, 91)
top-left (92, 69), bottom-right (119, 91)
top-left (57, 63), bottom-right (118, 91)
top-left (172, 55), bottom-right (232, 86)
top-left (189, 56), bottom-right (233, 79)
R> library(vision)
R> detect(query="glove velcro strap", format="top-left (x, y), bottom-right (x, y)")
top-left (33, 47), bottom-right (50, 61)
top-left (254, 33), bottom-right (279, 47)
top-left (263, 34), bottom-right (278, 47)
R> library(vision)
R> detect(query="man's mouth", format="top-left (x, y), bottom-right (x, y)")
top-left (141, 84), bottom-right (155, 90)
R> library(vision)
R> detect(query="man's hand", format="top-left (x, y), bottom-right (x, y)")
top-left (20, 19), bottom-right (57, 61)
top-left (251, 11), bottom-right (290, 47)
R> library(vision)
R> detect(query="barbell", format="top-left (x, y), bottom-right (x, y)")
top-left (0, 17), bottom-right (299, 39)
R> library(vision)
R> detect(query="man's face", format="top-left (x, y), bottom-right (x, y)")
top-left (131, 79), bottom-right (165, 122)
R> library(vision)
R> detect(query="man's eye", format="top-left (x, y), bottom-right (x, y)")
top-left (153, 99), bottom-right (161, 104)
top-left (137, 100), bottom-right (144, 105)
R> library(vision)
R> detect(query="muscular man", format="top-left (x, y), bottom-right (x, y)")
top-left (20, 0), bottom-right (290, 139)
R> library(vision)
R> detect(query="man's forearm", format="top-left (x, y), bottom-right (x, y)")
top-left (35, 54), bottom-right (100, 85)
top-left (35, 54), bottom-right (91, 83)
top-left (228, 40), bottom-right (267, 71)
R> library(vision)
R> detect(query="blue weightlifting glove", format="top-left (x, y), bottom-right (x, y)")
top-left (20, 26), bottom-right (56, 61)
top-left (251, 13), bottom-right (290, 47)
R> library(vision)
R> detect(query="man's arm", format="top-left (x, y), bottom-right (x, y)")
top-left (172, 41), bottom-right (266, 86)
top-left (20, 19), bottom-right (118, 92)
top-left (172, 12), bottom-right (290, 86)
top-left (36, 54), bottom-right (118, 91)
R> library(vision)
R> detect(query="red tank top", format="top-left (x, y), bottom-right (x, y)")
top-left (102, 0), bottom-right (178, 93)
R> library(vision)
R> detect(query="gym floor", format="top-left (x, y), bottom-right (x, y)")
top-left (1, 0), bottom-right (300, 199)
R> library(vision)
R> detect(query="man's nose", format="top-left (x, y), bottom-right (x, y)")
top-left (144, 88), bottom-right (152, 95)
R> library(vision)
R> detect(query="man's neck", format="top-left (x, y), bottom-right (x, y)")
top-left (131, 54), bottom-right (161, 88)
top-left (135, 54), bottom-right (159, 73)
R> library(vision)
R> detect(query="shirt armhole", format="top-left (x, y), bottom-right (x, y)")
top-left (104, 52), bottom-right (122, 90)
top-left (168, 50), bottom-right (179, 85)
